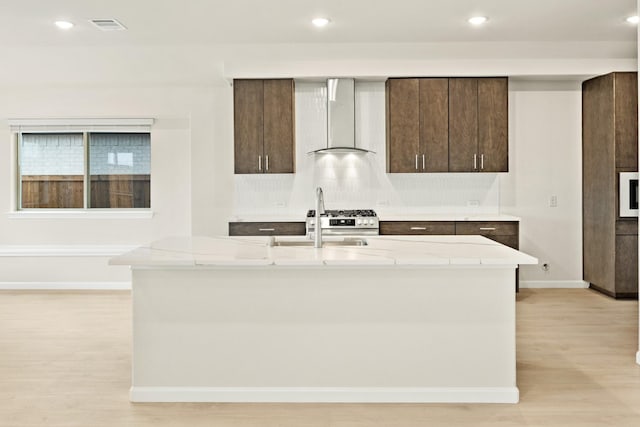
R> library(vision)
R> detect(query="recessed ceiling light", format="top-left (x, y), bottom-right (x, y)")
top-left (626, 15), bottom-right (639, 24)
top-left (55, 20), bottom-right (74, 30)
top-left (312, 17), bottom-right (330, 28)
top-left (468, 16), bottom-right (488, 26)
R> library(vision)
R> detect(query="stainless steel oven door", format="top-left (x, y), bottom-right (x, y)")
top-left (619, 172), bottom-right (639, 217)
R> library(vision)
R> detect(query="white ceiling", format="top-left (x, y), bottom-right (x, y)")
top-left (0, 0), bottom-right (637, 46)
top-left (0, 1), bottom-right (636, 86)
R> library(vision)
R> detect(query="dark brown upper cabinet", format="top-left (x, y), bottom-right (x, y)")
top-left (386, 78), bottom-right (449, 172)
top-left (449, 77), bottom-right (508, 172)
top-left (234, 79), bottom-right (295, 174)
top-left (612, 72), bottom-right (638, 170)
top-left (387, 77), bottom-right (508, 173)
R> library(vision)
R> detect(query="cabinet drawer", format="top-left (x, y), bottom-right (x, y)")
top-left (229, 222), bottom-right (306, 236)
top-left (379, 221), bottom-right (455, 235)
top-left (616, 220), bottom-right (638, 235)
top-left (455, 221), bottom-right (518, 237)
top-left (485, 234), bottom-right (519, 250)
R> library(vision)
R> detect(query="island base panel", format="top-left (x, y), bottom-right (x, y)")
top-left (131, 266), bottom-right (517, 403)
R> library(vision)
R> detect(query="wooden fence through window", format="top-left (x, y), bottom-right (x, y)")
top-left (21, 175), bottom-right (150, 209)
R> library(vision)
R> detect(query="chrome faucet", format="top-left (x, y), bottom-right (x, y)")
top-left (314, 187), bottom-right (325, 248)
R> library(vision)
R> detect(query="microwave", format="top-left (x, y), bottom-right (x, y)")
top-left (619, 172), bottom-right (639, 217)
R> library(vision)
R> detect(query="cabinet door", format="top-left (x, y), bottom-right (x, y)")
top-left (582, 74), bottom-right (616, 295)
top-left (615, 234), bottom-right (638, 297)
top-left (234, 79), bottom-right (264, 174)
top-left (478, 78), bottom-right (508, 172)
top-left (614, 220), bottom-right (638, 298)
top-left (420, 79), bottom-right (449, 172)
top-left (386, 79), bottom-right (420, 173)
top-left (449, 78), bottom-right (478, 172)
top-left (263, 79), bottom-right (295, 173)
top-left (233, 80), bottom-right (264, 173)
top-left (614, 72), bottom-right (638, 170)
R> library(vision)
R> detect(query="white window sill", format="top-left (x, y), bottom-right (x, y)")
top-left (6, 210), bottom-right (154, 219)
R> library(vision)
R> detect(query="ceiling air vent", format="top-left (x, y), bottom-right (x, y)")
top-left (89, 19), bottom-right (127, 31)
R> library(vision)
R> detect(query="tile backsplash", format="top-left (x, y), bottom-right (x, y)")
top-left (234, 81), bottom-right (500, 216)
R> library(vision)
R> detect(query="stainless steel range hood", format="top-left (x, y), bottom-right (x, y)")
top-left (308, 78), bottom-right (376, 155)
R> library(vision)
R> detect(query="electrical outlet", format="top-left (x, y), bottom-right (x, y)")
top-left (549, 196), bottom-right (558, 208)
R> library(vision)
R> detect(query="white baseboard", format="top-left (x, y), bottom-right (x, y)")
top-left (129, 386), bottom-right (519, 404)
top-left (0, 281), bottom-right (131, 290)
top-left (637, 351), bottom-right (640, 366)
top-left (0, 245), bottom-right (136, 257)
top-left (519, 280), bottom-right (589, 289)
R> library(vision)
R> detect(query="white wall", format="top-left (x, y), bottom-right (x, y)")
top-left (0, 85), bottom-right (208, 286)
top-left (501, 80), bottom-right (584, 284)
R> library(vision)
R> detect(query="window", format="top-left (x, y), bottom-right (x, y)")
top-left (88, 133), bottom-right (150, 208)
top-left (12, 119), bottom-right (153, 210)
top-left (20, 133), bottom-right (85, 209)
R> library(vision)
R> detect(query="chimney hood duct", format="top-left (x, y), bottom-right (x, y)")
top-left (308, 78), bottom-right (375, 155)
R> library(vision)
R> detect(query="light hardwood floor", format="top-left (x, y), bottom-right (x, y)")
top-left (0, 289), bottom-right (638, 427)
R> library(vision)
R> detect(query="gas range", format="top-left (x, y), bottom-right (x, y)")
top-left (306, 209), bottom-right (379, 236)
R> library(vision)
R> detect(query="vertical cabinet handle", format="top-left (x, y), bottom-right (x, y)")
top-left (266, 155), bottom-right (269, 171)
top-left (473, 154), bottom-right (477, 170)
top-left (480, 154), bottom-right (484, 170)
top-left (258, 155), bottom-right (262, 171)
top-left (415, 154), bottom-right (418, 170)
top-left (422, 154), bottom-right (425, 170)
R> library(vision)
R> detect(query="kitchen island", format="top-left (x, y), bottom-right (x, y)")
top-left (110, 235), bottom-right (537, 404)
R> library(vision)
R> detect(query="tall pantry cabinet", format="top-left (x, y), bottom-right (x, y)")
top-left (582, 72), bottom-right (638, 298)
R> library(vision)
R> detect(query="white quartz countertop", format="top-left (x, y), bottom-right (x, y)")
top-left (375, 213), bottom-right (521, 222)
top-left (229, 213), bottom-right (521, 222)
top-left (110, 235), bottom-right (537, 268)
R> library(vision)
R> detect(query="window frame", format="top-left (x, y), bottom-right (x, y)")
top-left (8, 118), bottom-right (154, 218)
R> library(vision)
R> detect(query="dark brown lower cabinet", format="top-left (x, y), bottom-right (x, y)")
top-left (454, 221), bottom-right (519, 249)
top-left (614, 233), bottom-right (638, 298)
top-left (379, 221), bottom-right (455, 235)
top-left (228, 222), bottom-right (306, 236)
top-left (380, 220), bottom-right (520, 290)
top-left (588, 220), bottom-right (638, 299)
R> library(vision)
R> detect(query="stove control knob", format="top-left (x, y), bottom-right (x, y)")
top-left (369, 219), bottom-right (374, 225)
top-left (310, 220), bottom-right (315, 226)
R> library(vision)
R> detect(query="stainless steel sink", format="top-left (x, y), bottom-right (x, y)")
top-left (268, 237), bottom-right (368, 247)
